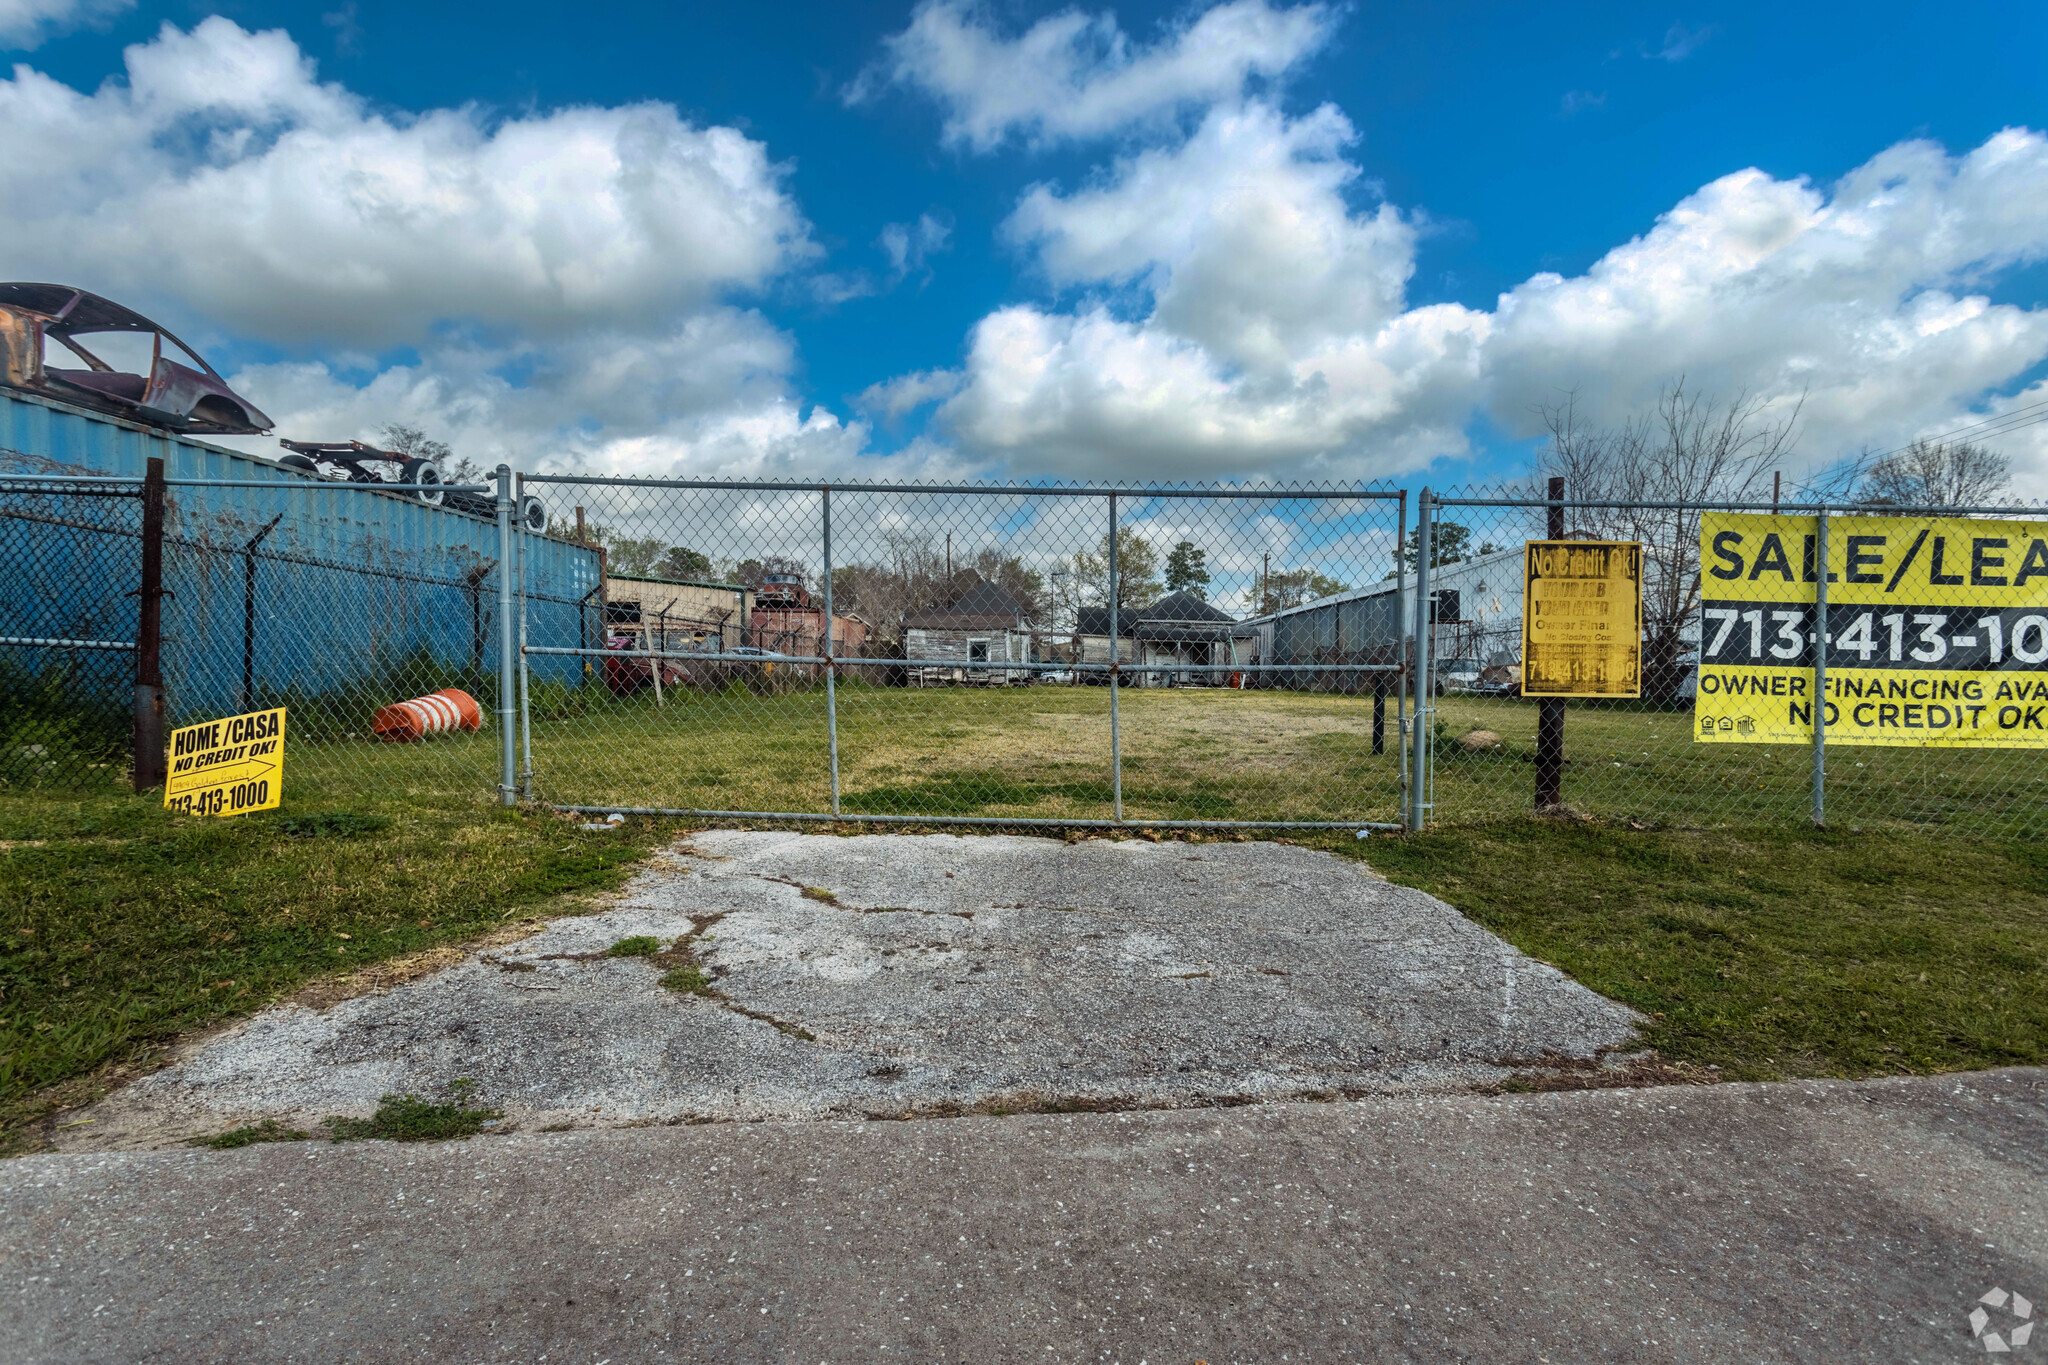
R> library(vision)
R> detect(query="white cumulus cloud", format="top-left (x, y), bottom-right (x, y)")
top-left (855, 0), bottom-right (1333, 151)
top-left (1487, 129), bottom-right (2048, 455)
top-left (0, 17), bottom-right (815, 348)
top-left (905, 112), bottom-right (2048, 488)
top-left (931, 99), bottom-right (1491, 476)
top-left (0, 0), bottom-right (130, 51)
top-left (0, 17), bottom-right (883, 483)
top-left (857, 368), bottom-right (965, 423)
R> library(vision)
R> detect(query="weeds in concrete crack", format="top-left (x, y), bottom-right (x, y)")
top-left (646, 915), bottom-right (818, 1041)
top-left (661, 963), bottom-right (714, 996)
top-left (1475, 1049), bottom-right (1718, 1094)
top-left (324, 1079), bottom-right (503, 1143)
top-left (192, 1117), bottom-right (307, 1149)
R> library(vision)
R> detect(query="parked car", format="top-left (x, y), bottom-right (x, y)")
top-left (1436, 656), bottom-right (1485, 693)
top-left (0, 282), bottom-right (273, 434)
top-left (600, 634), bottom-right (688, 696)
top-left (1472, 663), bottom-right (1521, 696)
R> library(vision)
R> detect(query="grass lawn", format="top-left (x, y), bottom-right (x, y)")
top-left (1347, 819), bottom-right (2048, 1082)
top-left (241, 682), bottom-right (2044, 836)
top-left (0, 787), bottom-right (686, 1154)
top-left (3, 735), bottom-right (2042, 1153)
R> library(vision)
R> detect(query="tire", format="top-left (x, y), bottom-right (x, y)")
top-left (519, 494), bottom-right (547, 534)
top-left (403, 459), bottom-right (446, 506)
top-left (276, 453), bottom-right (320, 474)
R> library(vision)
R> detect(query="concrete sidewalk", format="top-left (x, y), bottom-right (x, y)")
top-left (5, 1068), bottom-right (2042, 1363)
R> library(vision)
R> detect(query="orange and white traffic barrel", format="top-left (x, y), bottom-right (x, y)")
top-left (372, 688), bottom-right (483, 742)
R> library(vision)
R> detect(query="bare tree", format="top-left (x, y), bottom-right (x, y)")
top-left (1534, 380), bottom-right (1802, 701)
top-left (826, 533), bottom-right (1044, 648)
top-left (1256, 567), bottom-right (1348, 614)
top-left (1856, 438), bottom-right (2011, 509)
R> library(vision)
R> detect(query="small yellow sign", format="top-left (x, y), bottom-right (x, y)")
top-left (164, 707), bottom-right (286, 817)
top-left (1522, 540), bottom-right (1643, 697)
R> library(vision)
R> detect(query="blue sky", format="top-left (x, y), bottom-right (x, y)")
top-left (5, 0), bottom-right (2048, 495)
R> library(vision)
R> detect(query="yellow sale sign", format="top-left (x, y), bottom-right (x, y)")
top-left (1695, 514), bottom-right (2048, 747)
top-left (164, 707), bottom-right (286, 816)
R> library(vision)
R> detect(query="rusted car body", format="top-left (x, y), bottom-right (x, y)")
top-left (0, 283), bottom-right (272, 435)
top-left (601, 634), bottom-right (691, 696)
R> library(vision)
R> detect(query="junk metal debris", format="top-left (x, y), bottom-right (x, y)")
top-left (276, 441), bottom-right (547, 530)
top-left (0, 283), bottom-right (273, 435)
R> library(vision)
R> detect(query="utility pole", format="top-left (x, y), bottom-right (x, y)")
top-left (1534, 476), bottom-right (1567, 809)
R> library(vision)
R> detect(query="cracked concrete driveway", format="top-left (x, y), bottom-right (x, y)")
top-left (61, 831), bottom-right (1640, 1147)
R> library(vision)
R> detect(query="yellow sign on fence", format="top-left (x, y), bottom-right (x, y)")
top-left (1695, 513), bottom-right (2048, 747)
top-left (164, 707), bottom-right (286, 816)
top-left (1522, 540), bottom-right (1643, 697)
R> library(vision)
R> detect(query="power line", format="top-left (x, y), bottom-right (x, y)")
top-left (1859, 398), bottom-right (2048, 463)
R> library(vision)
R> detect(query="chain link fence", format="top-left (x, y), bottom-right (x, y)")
top-left (0, 476), bottom-right (141, 788)
top-left (5, 457), bottom-right (2043, 838)
top-left (0, 460), bottom-right (592, 807)
top-left (1414, 484), bottom-right (2048, 837)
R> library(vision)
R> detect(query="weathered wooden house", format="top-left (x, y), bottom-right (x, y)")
top-left (1075, 591), bottom-right (1245, 685)
top-left (902, 572), bottom-right (1034, 683)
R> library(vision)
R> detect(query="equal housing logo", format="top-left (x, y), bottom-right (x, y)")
top-left (1971, 1287), bottom-right (2035, 1353)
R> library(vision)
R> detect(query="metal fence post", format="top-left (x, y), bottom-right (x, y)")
top-left (1395, 489), bottom-right (1407, 818)
top-left (494, 465), bottom-right (518, 806)
top-left (1534, 476), bottom-right (1568, 809)
top-left (1108, 491), bottom-right (1123, 822)
top-left (1409, 487), bottom-right (1433, 832)
top-left (1812, 506), bottom-right (1829, 827)
top-left (240, 512), bottom-right (282, 713)
top-left (131, 455), bottom-right (167, 793)
top-left (822, 485), bottom-right (840, 817)
top-left (515, 473), bottom-right (534, 797)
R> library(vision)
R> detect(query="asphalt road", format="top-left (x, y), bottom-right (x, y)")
top-left (5, 1068), bottom-right (2043, 1363)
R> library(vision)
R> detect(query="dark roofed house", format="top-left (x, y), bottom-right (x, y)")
top-left (902, 571), bottom-right (1034, 684)
top-left (1076, 591), bottom-right (1247, 686)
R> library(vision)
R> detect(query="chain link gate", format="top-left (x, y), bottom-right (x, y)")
top-left (511, 477), bottom-right (1412, 832)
